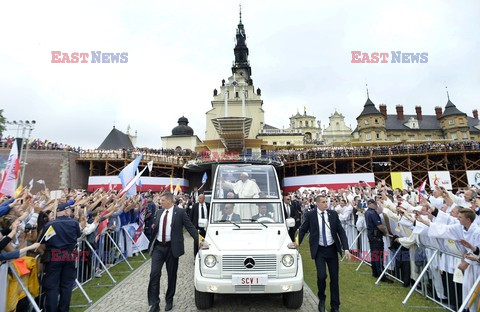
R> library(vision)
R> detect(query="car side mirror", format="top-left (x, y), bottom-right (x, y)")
top-left (198, 218), bottom-right (208, 228)
top-left (286, 218), bottom-right (295, 228)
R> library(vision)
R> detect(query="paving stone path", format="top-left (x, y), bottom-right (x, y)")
top-left (87, 234), bottom-right (318, 311)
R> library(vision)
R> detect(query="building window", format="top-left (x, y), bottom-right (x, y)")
top-left (451, 133), bottom-right (457, 140)
top-left (364, 119), bottom-right (369, 125)
top-left (235, 91), bottom-right (239, 98)
top-left (376, 133), bottom-right (380, 139)
top-left (365, 133), bottom-right (371, 140)
top-left (273, 141), bottom-right (277, 145)
top-left (462, 132), bottom-right (467, 139)
top-left (286, 141), bottom-right (291, 145)
top-left (448, 119), bottom-right (455, 125)
top-left (375, 119), bottom-right (378, 124)
top-left (425, 135), bottom-right (432, 140)
top-left (395, 136), bottom-right (401, 141)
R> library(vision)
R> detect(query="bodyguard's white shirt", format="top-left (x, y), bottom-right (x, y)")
top-left (157, 206), bottom-right (174, 242)
top-left (316, 209), bottom-right (334, 246)
top-left (198, 202), bottom-right (208, 221)
top-left (284, 203), bottom-right (291, 217)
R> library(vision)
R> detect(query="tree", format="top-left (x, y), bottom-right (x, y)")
top-left (0, 109), bottom-right (5, 137)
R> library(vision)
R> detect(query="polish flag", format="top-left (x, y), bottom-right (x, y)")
top-left (0, 140), bottom-right (21, 197)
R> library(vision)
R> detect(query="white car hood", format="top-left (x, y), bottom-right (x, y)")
top-left (207, 226), bottom-right (288, 251)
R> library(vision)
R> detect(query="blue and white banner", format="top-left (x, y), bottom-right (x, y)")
top-left (467, 170), bottom-right (480, 188)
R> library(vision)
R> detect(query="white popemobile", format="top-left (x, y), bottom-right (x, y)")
top-left (194, 164), bottom-right (304, 309)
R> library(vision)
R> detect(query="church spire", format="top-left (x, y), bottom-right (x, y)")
top-left (239, 4), bottom-right (242, 24)
top-left (232, 5), bottom-right (252, 80)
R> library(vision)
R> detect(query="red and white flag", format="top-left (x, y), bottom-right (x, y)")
top-left (418, 179), bottom-right (427, 200)
top-left (0, 140), bottom-right (21, 197)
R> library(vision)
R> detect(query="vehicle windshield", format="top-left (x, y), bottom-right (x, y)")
top-left (210, 202), bottom-right (284, 224)
top-left (213, 165), bottom-right (280, 199)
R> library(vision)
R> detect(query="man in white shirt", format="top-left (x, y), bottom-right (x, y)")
top-left (189, 194), bottom-right (210, 258)
top-left (298, 195), bottom-right (351, 312)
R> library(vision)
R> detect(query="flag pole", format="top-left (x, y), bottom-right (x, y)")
top-left (34, 228), bottom-right (49, 252)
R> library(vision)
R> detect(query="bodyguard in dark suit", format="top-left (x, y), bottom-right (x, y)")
top-left (147, 193), bottom-right (198, 312)
top-left (283, 195), bottom-right (300, 241)
top-left (298, 195), bottom-right (351, 312)
top-left (189, 194), bottom-right (210, 257)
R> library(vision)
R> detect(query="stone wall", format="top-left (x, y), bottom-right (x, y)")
top-left (0, 149), bottom-right (89, 192)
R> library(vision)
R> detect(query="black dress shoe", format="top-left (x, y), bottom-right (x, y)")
top-left (331, 308), bottom-right (339, 312)
top-left (165, 302), bottom-right (173, 311)
top-left (318, 300), bottom-right (325, 312)
top-left (148, 305), bottom-right (159, 312)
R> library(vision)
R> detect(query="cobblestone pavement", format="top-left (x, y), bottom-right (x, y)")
top-left (87, 234), bottom-right (318, 312)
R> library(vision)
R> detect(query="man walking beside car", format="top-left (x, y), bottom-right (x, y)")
top-left (298, 195), bottom-right (351, 312)
top-left (147, 192), bottom-right (198, 312)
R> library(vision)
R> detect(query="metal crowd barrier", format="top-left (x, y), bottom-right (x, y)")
top-left (70, 227), bottom-right (148, 309)
top-left (338, 214), bottom-right (480, 312)
top-left (7, 261), bottom-right (41, 312)
top-left (1, 224), bottom-right (149, 311)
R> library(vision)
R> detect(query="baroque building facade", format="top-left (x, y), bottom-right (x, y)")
top-left (352, 95), bottom-right (480, 143)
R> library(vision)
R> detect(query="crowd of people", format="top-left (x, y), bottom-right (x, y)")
top-left (283, 181), bottom-right (480, 311)
top-left (4, 137), bottom-right (480, 170)
top-left (0, 187), bottom-right (165, 311)
top-left (278, 141), bottom-right (480, 162)
top-left (78, 148), bottom-right (200, 165)
top-left (0, 136), bottom-right (81, 152)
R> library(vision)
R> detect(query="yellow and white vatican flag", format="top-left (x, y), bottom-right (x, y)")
top-left (295, 229), bottom-right (299, 248)
top-left (174, 179), bottom-right (181, 196)
top-left (41, 225), bottom-right (57, 243)
top-left (390, 172), bottom-right (413, 190)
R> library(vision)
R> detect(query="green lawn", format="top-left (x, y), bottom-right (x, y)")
top-left (69, 254), bottom-right (150, 312)
top-left (68, 246), bottom-right (441, 312)
top-left (299, 244), bottom-right (442, 312)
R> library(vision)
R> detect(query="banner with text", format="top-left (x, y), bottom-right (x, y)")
top-left (428, 171), bottom-right (453, 190)
top-left (283, 173), bottom-right (375, 192)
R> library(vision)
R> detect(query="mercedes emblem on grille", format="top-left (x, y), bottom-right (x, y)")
top-left (243, 257), bottom-right (255, 269)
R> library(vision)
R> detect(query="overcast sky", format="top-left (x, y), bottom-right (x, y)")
top-left (1, 0), bottom-right (479, 149)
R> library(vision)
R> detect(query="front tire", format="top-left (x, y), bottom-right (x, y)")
top-left (195, 288), bottom-right (214, 309)
top-left (282, 287), bottom-right (303, 309)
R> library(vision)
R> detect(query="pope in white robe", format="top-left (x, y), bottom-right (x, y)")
top-left (222, 172), bottom-right (261, 219)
